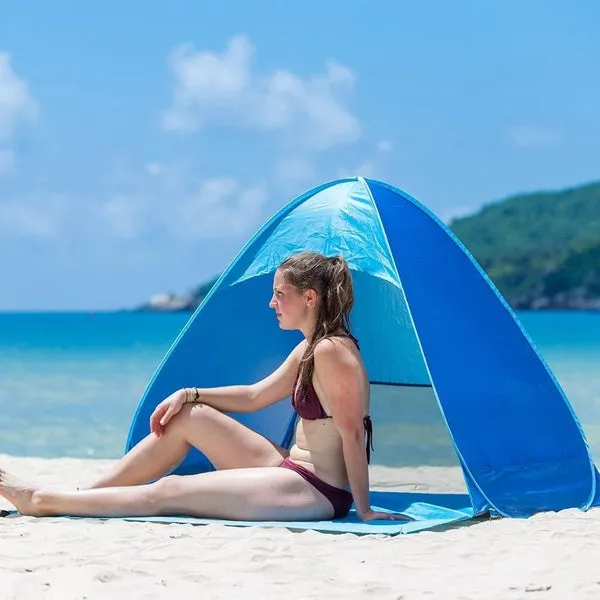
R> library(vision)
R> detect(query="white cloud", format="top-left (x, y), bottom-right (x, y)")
top-left (174, 177), bottom-right (268, 240)
top-left (353, 161), bottom-right (378, 177)
top-left (334, 160), bottom-right (376, 179)
top-left (95, 165), bottom-right (269, 242)
top-left (336, 138), bottom-right (395, 179)
top-left (162, 35), bottom-right (360, 150)
top-left (376, 140), bottom-right (393, 153)
top-left (145, 162), bottom-right (163, 176)
top-left (0, 52), bottom-right (37, 172)
top-left (1, 161), bottom-right (267, 243)
top-left (509, 125), bottom-right (561, 149)
top-left (275, 157), bottom-right (316, 188)
top-left (0, 194), bottom-right (66, 238)
top-left (0, 148), bottom-right (15, 174)
top-left (98, 194), bottom-right (149, 240)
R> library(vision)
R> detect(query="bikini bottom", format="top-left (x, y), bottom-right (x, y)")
top-left (279, 457), bottom-right (353, 519)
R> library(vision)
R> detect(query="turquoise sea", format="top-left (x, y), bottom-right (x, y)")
top-left (1, 311), bottom-right (599, 468)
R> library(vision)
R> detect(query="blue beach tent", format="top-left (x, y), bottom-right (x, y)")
top-left (126, 176), bottom-right (600, 527)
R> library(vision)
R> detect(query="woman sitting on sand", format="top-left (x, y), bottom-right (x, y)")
top-left (0, 252), bottom-right (408, 522)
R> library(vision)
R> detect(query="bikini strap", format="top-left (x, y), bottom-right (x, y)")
top-left (363, 415), bottom-right (374, 464)
top-left (336, 330), bottom-right (359, 349)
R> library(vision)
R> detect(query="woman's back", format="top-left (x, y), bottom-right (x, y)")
top-left (288, 334), bottom-right (370, 490)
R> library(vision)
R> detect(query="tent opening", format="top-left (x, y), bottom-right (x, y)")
top-left (367, 384), bottom-right (463, 469)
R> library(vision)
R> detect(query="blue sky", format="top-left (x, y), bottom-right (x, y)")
top-left (1, 1), bottom-right (599, 311)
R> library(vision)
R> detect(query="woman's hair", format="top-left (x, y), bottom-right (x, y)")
top-left (278, 251), bottom-right (354, 399)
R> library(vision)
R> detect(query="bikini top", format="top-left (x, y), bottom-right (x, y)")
top-left (291, 334), bottom-right (374, 464)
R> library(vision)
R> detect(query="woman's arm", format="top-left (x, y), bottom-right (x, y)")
top-left (183, 340), bottom-right (307, 413)
top-left (179, 384), bottom-right (256, 413)
top-left (153, 341), bottom-right (306, 435)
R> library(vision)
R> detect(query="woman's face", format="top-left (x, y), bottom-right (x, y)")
top-left (269, 269), bottom-right (316, 330)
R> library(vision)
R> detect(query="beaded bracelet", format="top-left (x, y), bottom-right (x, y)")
top-left (182, 387), bottom-right (200, 403)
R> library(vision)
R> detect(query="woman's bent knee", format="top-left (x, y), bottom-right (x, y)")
top-left (169, 402), bottom-right (216, 432)
top-left (179, 402), bottom-right (219, 422)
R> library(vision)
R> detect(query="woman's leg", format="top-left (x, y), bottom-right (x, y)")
top-left (86, 403), bottom-right (288, 489)
top-left (0, 467), bottom-right (335, 521)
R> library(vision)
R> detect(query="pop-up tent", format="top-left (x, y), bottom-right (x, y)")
top-left (126, 176), bottom-right (600, 532)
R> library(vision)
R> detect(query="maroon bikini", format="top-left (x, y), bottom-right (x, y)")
top-left (279, 335), bottom-right (374, 519)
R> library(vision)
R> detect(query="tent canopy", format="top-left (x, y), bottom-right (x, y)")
top-left (126, 177), bottom-right (599, 519)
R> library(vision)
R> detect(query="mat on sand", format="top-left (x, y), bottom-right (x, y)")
top-left (2, 492), bottom-right (478, 535)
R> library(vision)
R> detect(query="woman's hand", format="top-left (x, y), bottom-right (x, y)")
top-left (150, 389), bottom-right (187, 438)
top-left (359, 509), bottom-right (414, 522)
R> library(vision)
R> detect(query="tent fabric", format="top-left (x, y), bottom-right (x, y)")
top-left (126, 176), bottom-right (599, 523)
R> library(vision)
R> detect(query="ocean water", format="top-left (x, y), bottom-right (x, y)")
top-left (0, 311), bottom-right (599, 468)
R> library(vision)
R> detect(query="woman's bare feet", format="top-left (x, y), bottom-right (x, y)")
top-left (0, 468), bottom-right (41, 516)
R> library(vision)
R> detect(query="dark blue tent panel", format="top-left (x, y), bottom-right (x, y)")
top-left (126, 177), bottom-right (598, 518)
top-left (368, 179), bottom-right (596, 516)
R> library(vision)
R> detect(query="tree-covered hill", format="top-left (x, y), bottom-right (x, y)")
top-left (450, 181), bottom-right (600, 309)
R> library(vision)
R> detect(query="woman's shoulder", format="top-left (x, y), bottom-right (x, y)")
top-left (313, 333), bottom-right (359, 362)
top-left (313, 334), bottom-right (365, 390)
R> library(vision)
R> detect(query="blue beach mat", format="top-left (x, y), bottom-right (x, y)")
top-left (120, 492), bottom-right (476, 535)
top-left (2, 492), bottom-right (477, 535)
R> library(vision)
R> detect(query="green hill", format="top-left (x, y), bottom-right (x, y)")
top-left (450, 181), bottom-right (600, 309)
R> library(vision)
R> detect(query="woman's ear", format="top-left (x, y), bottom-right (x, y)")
top-left (304, 288), bottom-right (318, 308)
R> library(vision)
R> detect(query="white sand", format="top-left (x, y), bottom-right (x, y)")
top-left (1, 454), bottom-right (600, 599)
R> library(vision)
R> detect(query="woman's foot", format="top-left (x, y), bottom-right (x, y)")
top-left (0, 468), bottom-right (41, 516)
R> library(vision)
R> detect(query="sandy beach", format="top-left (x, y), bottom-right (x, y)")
top-left (1, 454), bottom-right (600, 599)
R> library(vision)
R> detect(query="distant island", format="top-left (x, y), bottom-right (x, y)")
top-left (137, 276), bottom-right (220, 312)
top-left (137, 179), bottom-right (600, 312)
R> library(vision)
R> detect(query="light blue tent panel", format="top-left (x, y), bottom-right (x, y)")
top-left (126, 176), bottom-right (599, 522)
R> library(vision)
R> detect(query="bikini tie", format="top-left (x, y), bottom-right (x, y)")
top-left (363, 415), bottom-right (374, 464)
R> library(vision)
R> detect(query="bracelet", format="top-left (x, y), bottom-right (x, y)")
top-left (182, 387), bottom-right (200, 403)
